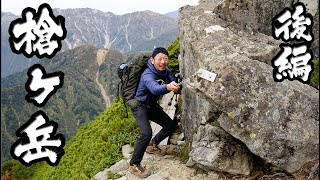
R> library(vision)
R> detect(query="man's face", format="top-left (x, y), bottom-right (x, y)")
top-left (151, 53), bottom-right (169, 72)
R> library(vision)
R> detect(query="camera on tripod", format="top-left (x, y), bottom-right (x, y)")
top-left (174, 73), bottom-right (183, 85)
top-left (168, 73), bottom-right (183, 107)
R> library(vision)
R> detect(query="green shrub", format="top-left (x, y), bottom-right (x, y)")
top-left (178, 142), bottom-right (191, 164)
top-left (310, 58), bottom-right (319, 88)
top-left (108, 172), bottom-right (122, 179)
top-left (1, 159), bottom-right (40, 179)
top-left (1, 160), bottom-right (17, 176)
top-left (167, 37), bottom-right (180, 75)
top-left (13, 162), bottom-right (39, 178)
top-left (31, 99), bottom-right (139, 180)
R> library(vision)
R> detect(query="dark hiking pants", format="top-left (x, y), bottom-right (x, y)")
top-left (129, 104), bottom-right (177, 165)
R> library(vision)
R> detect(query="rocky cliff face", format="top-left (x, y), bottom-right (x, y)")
top-left (179, 0), bottom-right (319, 175)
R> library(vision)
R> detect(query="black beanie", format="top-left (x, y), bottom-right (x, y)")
top-left (152, 47), bottom-right (169, 58)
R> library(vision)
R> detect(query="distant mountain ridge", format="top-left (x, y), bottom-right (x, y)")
top-left (1, 12), bottom-right (39, 78)
top-left (164, 11), bottom-right (179, 19)
top-left (1, 8), bottom-right (178, 77)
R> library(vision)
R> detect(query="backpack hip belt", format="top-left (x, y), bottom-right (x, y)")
top-left (127, 99), bottom-right (150, 109)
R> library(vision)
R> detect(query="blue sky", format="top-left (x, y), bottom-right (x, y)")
top-left (1, 0), bottom-right (199, 15)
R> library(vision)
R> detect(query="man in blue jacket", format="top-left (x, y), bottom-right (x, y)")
top-left (129, 47), bottom-right (180, 178)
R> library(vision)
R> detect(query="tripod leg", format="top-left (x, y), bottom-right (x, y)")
top-left (174, 94), bottom-right (178, 108)
top-left (168, 93), bottom-right (175, 106)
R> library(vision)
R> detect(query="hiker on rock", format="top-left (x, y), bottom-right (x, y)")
top-left (129, 47), bottom-right (180, 178)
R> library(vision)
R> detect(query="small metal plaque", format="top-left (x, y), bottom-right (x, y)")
top-left (196, 68), bottom-right (217, 82)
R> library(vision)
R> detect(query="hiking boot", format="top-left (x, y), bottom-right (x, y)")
top-left (146, 144), bottom-right (166, 156)
top-left (129, 164), bottom-right (151, 178)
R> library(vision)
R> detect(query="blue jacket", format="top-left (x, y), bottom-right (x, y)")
top-left (135, 59), bottom-right (175, 105)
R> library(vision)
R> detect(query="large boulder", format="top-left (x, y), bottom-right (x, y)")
top-left (187, 124), bottom-right (254, 175)
top-left (179, 0), bottom-right (319, 174)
